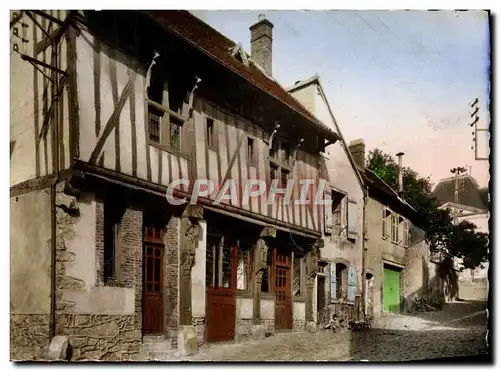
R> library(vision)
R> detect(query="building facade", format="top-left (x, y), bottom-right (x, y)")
top-left (287, 76), bottom-right (365, 324)
top-left (9, 10), bottom-right (362, 361)
top-left (433, 175), bottom-right (490, 282)
top-left (346, 141), bottom-right (430, 317)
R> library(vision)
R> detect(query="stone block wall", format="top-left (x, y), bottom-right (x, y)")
top-left (164, 215), bottom-right (180, 342)
top-left (10, 314), bottom-right (51, 361)
top-left (55, 187), bottom-right (143, 361)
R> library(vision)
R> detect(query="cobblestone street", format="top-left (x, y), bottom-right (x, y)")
top-left (183, 293), bottom-right (488, 362)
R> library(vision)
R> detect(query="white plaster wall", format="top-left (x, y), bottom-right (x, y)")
top-left (236, 297), bottom-right (253, 319)
top-left (192, 220), bottom-right (207, 318)
top-left (458, 213), bottom-right (489, 234)
top-left (293, 301), bottom-right (306, 321)
top-left (62, 286), bottom-right (135, 315)
top-left (65, 192), bottom-right (97, 286)
top-left (62, 191), bottom-right (134, 315)
top-left (10, 190), bottom-right (52, 313)
top-left (261, 298), bottom-right (275, 320)
top-left (291, 82), bottom-right (365, 293)
top-left (10, 10), bottom-right (71, 186)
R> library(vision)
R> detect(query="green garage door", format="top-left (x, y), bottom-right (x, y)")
top-left (383, 267), bottom-right (400, 313)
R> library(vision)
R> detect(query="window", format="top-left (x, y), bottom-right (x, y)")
top-left (205, 235), bottom-right (234, 289)
top-left (403, 219), bottom-right (410, 247)
top-left (382, 208), bottom-right (391, 239)
top-left (270, 164), bottom-right (278, 183)
top-left (147, 62), bottom-right (184, 150)
top-left (391, 213), bottom-right (399, 244)
top-left (206, 117), bottom-right (215, 149)
top-left (347, 200), bottom-right (358, 238)
top-left (281, 169), bottom-right (290, 188)
top-left (293, 254), bottom-right (303, 297)
top-left (248, 137), bottom-right (256, 165)
top-left (170, 117), bottom-right (182, 152)
top-left (333, 197), bottom-right (342, 226)
top-left (270, 139), bottom-right (280, 160)
top-left (332, 263), bottom-right (348, 300)
top-left (236, 244), bottom-right (252, 291)
top-left (103, 197), bottom-right (125, 284)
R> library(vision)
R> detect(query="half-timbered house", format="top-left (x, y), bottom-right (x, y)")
top-left (10, 10), bottom-right (348, 361)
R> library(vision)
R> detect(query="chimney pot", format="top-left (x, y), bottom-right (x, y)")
top-left (250, 15), bottom-right (274, 76)
top-left (348, 139), bottom-right (365, 170)
top-left (396, 152), bottom-right (405, 194)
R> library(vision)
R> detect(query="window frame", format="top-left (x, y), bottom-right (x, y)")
top-left (391, 213), bottom-right (399, 244)
top-left (103, 197), bottom-right (125, 286)
top-left (292, 251), bottom-right (305, 301)
top-left (146, 64), bottom-right (186, 154)
top-left (247, 136), bottom-right (257, 166)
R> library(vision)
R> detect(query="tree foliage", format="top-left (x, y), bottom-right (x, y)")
top-left (366, 148), bottom-right (488, 270)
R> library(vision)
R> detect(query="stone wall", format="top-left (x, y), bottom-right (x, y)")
top-left (10, 189), bottom-right (52, 360)
top-left (55, 184), bottom-right (143, 361)
top-left (164, 215), bottom-right (180, 342)
top-left (56, 314), bottom-right (140, 360)
top-left (10, 314), bottom-right (51, 361)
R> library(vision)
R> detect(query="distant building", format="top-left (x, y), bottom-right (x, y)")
top-left (433, 175), bottom-right (490, 281)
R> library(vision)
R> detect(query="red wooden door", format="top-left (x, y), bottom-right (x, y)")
top-left (275, 251), bottom-right (293, 330)
top-left (205, 237), bottom-right (237, 342)
top-left (143, 227), bottom-right (164, 334)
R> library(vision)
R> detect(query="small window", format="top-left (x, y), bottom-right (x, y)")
top-left (236, 245), bottom-right (251, 291)
top-left (248, 137), bottom-right (255, 165)
top-left (206, 117), bottom-right (215, 149)
top-left (293, 255), bottom-right (303, 297)
top-left (335, 263), bottom-right (348, 299)
top-left (170, 117), bottom-right (182, 152)
top-left (270, 164), bottom-right (279, 183)
top-left (270, 139), bottom-right (280, 160)
top-left (281, 169), bottom-right (290, 188)
top-left (103, 197), bottom-right (125, 284)
top-left (382, 208), bottom-right (391, 239)
top-left (332, 195), bottom-right (343, 226)
top-left (261, 267), bottom-right (269, 293)
top-left (391, 213), bottom-right (399, 244)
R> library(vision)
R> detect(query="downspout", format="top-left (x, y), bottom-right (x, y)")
top-left (361, 185), bottom-right (368, 320)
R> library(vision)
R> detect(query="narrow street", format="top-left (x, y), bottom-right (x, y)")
top-left (185, 283), bottom-right (488, 362)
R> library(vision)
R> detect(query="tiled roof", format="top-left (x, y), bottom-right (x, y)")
top-left (433, 175), bottom-right (488, 211)
top-left (145, 10), bottom-right (340, 142)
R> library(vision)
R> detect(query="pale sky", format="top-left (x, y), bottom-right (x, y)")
top-left (191, 10), bottom-right (491, 188)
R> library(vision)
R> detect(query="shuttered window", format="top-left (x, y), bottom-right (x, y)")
top-left (347, 200), bottom-right (358, 239)
top-left (330, 263), bottom-right (336, 300)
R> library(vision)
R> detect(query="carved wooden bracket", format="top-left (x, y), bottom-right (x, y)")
top-left (253, 238), bottom-right (269, 275)
top-left (267, 122), bottom-right (280, 152)
top-left (260, 226), bottom-right (277, 239)
top-left (186, 75), bottom-right (202, 120)
top-left (291, 138), bottom-right (305, 168)
top-left (144, 51), bottom-right (160, 96)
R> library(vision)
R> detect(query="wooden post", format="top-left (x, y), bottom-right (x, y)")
top-left (179, 205), bottom-right (203, 326)
top-left (252, 226), bottom-right (276, 326)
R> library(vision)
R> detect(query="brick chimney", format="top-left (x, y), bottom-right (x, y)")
top-left (250, 14), bottom-right (274, 76)
top-left (348, 139), bottom-right (365, 171)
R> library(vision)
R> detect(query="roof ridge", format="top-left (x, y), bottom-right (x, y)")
top-left (185, 10), bottom-right (237, 47)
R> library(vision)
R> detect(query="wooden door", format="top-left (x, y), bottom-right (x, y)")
top-left (143, 227), bottom-right (164, 334)
top-left (383, 267), bottom-right (400, 313)
top-left (317, 275), bottom-right (326, 322)
top-left (205, 236), bottom-right (237, 342)
top-left (274, 251), bottom-right (292, 330)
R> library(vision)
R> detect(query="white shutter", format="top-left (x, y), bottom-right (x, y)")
top-left (347, 200), bottom-right (357, 239)
top-left (347, 266), bottom-right (357, 305)
top-left (330, 263), bottom-right (337, 300)
top-left (324, 189), bottom-right (334, 235)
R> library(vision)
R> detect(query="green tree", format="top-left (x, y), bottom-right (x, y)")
top-left (366, 148), bottom-right (488, 270)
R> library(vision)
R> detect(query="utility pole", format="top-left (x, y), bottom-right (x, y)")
top-left (469, 98), bottom-right (489, 161)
